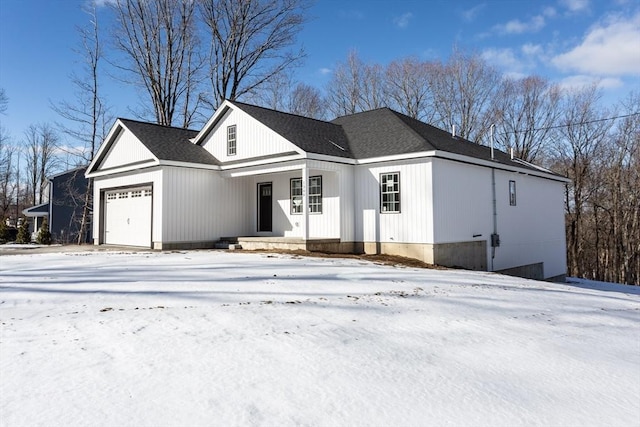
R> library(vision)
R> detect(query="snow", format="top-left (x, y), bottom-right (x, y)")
top-left (1, 249), bottom-right (639, 427)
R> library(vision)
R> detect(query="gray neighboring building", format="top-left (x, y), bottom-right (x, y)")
top-left (23, 166), bottom-right (92, 243)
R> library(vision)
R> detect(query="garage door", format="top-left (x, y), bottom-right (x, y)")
top-left (104, 187), bottom-right (152, 247)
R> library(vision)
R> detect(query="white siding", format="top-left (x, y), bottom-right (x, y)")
top-left (431, 159), bottom-right (492, 244)
top-left (246, 167), bottom-right (342, 239)
top-left (492, 170), bottom-right (567, 278)
top-left (161, 167), bottom-right (251, 242)
top-left (200, 107), bottom-right (300, 162)
top-left (92, 169), bottom-right (163, 244)
top-left (100, 127), bottom-right (154, 169)
top-left (354, 160), bottom-right (433, 243)
top-left (431, 158), bottom-right (567, 278)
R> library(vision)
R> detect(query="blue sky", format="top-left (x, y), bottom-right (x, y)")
top-left (1, 0), bottom-right (639, 149)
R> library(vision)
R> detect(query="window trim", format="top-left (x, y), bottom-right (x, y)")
top-left (290, 177), bottom-right (303, 214)
top-left (308, 176), bottom-right (322, 214)
top-left (380, 172), bottom-right (401, 213)
top-left (227, 124), bottom-right (236, 156)
top-left (290, 175), bottom-right (323, 215)
top-left (509, 180), bottom-right (517, 206)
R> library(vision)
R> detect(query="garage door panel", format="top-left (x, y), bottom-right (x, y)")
top-left (104, 187), bottom-right (152, 247)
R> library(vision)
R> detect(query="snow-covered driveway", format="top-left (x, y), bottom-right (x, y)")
top-left (1, 250), bottom-right (639, 426)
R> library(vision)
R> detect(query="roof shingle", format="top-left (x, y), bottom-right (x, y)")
top-left (120, 119), bottom-right (219, 165)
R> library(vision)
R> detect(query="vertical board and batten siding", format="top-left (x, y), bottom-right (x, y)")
top-left (432, 158), bottom-right (567, 278)
top-left (431, 159), bottom-right (492, 244)
top-left (354, 160), bottom-right (433, 244)
top-left (200, 107), bottom-right (300, 162)
top-left (247, 168), bottom-right (341, 239)
top-left (92, 169), bottom-right (163, 245)
top-left (100, 127), bottom-right (155, 169)
top-left (492, 170), bottom-right (567, 278)
top-left (161, 167), bottom-right (252, 242)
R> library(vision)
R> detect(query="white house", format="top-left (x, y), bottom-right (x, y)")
top-left (86, 100), bottom-right (568, 280)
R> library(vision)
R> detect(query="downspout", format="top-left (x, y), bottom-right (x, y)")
top-left (490, 125), bottom-right (500, 271)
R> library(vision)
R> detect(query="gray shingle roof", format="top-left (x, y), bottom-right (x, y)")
top-left (333, 108), bottom-right (525, 169)
top-left (230, 101), bottom-right (353, 158)
top-left (120, 119), bottom-right (219, 165)
top-left (109, 104), bottom-right (555, 176)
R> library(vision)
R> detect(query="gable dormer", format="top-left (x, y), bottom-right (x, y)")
top-left (193, 100), bottom-right (302, 164)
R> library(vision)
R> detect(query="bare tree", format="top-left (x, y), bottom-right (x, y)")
top-left (111, 0), bottom-right (202, 127)
top-left (384, 57), bottom-right (435, 121)
top-left (23, 124), bottom-right (59, 206)
top-left (289, 82), bottom-right (325, 119)
top-left (326, 50), bottom-right (365, 117)
top-left (491, 76), bottom-right (562, 162)
top-left (430, 49), bottom-right (500, 143)
top-left (0, 126), bottom-right (15, 219)
top-left (552, 85), bottom-right (614, 279)
top-left (199, 0), bottom-right (308, 107)
top-left (0, 88), bottom-right (7, 114)
top-left (53, 4), bottom-right (112, 244)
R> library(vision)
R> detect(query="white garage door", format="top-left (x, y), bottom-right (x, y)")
top-left (104, 187), bottom-right (152, 247)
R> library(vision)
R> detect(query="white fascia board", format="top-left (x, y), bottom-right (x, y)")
top-left (432, 151), bottom-right (570, 182)
top-left (192, 100), bottom-right (233, 145)
top-left (158, 160), bottom-right (221, 170)
top-left (222, 159), bottom-right (307, 178)
top-left (219, 153), bottom-right (304, 171)
top-left (356, 151), bottom-right (437, 164)
top-left (86, 119), bottom-right (124, 176)
top-left (305, 152), bottom-right (356, 165)
top-left (85, 160), bottom-right (158, 178)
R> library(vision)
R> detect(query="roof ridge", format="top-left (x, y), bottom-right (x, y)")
top-left (119, 117), bottom-right (200, 132)
top-left (230, 100), bottom-right (338, 127)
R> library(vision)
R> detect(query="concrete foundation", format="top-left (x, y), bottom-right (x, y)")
top-left (497, 262), bottom-right (544, 280)
top-left (355, 240), bottom-right (486, 271)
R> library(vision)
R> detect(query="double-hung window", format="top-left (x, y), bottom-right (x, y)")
top-left (227, 125), bottom-right (236, 156)
top-left (290, 176), bottom-right (322, 214)
top-left (380, 172), bottom-right (400, 213)
top-left (509, 180), bottom-right (517, 206)
top-left (308, 176), bottom-right (322, 213)
top-left (290, 178), bottom-right (303, 214)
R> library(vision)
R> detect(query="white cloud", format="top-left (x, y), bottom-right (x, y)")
top-left (560, 0), bottom-right (590, 13)
top-left (393, 12), bottom-right (413, 29)
top-left (461, 4), bottom-right (486, 22)
top-left (521, 43), bottom-right (543, 57)
top-left (91, 0), bottom-right (116, 7)
top-left (482, 48), bottom-right (524, 72)
top-left (558, 75), bottom-right (623, 90)
top-left (552, 12), bottom-right (640, 76)
top-left (494, 14), bottom-right (546, 34)
top-left (543, 7), bottom-right (557, 18)
top-left (319, 68), bottom-right (332, 75)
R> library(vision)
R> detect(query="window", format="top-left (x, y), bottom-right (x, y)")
top-left (118, 192), bottom-right (129, 199)
top-left (144, 189), bottom-right (153, 197)
top-left (308, 176), bottom-right (322, 213)
top-left (131, 190), bottom-right (142, 198)
top-left (107, 193), bottom-right (117, 200)
top-left (290, 176), bottom-right (322, 214)
top-left (509, 180), bottom-right (517, 206)
top-left (290, 178), bottom-right (303, 214)
top-left (227, 125), bottom-right (236, 156)
top-left (380, 172), bottom-right (400, 213)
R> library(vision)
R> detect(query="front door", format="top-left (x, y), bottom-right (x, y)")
top-left (257, 182), bottom-right (272, 232)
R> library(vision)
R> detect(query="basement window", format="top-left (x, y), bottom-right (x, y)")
top-left (509, 180), bottom-right (517, 206)
top-left (227, 125), bottom-right (237, 156)
top-left (380, 172), bottom-right (400, 213)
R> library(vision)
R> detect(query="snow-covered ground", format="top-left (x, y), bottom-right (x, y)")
top-left (1, 250), bottom-right (638, 427)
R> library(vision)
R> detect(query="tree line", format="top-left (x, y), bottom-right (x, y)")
top-left (0, 0), bottom-right (637, 284)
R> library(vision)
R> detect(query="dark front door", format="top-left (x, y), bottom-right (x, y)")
top-left (258, 182), bottom-right (272, 232)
